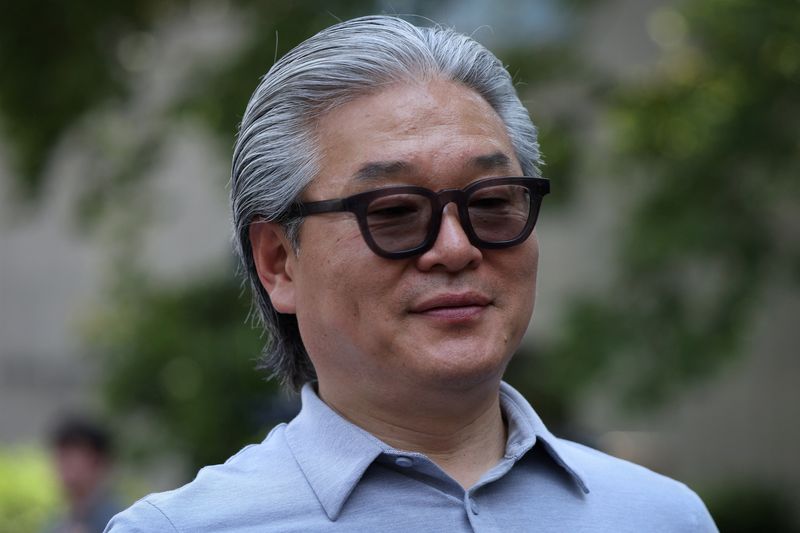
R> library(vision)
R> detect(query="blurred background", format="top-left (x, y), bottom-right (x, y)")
top-left (1, 0), bottom-right (798, 531)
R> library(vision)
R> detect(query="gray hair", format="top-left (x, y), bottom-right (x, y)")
top-left (231, 15), bottom-right (542, 391)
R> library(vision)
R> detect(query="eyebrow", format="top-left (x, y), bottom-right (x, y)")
top-left (352, 151), bottom-right (515, 182)
top-left (470, 152), bottom-right (513, 171)
top-left (353, 161), bottom-right (415, 181)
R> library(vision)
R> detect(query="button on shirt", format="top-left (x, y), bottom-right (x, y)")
top-left (105, 382), bottom-right (718, 532)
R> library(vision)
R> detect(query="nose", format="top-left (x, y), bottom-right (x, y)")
top-left (415, 203), bottom-right (482, 272)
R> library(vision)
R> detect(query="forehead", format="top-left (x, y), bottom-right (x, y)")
top-left (55, 443), bottom-right (104, 465)
top-left (310, 79), bottom-right (520, 197)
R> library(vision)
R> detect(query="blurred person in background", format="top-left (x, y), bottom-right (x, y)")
top-left (45, 417), bottom-right (121, 533)
top-left (107, 15), bottom-right (717, 531)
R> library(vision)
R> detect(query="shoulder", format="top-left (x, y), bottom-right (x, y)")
top-left (555, 438), bottom-right (718, 531)
top-left (558, 437), bottom-right (690, 494)
top-left (105, 424), bottom-right (320, 533)
top-left (104, 497), bottom-right (178, 533)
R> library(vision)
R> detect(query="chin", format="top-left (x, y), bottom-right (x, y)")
top-left (415, 348), bottom-right (510, 391)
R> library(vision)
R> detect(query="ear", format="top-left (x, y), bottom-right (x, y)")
top-left (249, 221), bottom-right (297, 314)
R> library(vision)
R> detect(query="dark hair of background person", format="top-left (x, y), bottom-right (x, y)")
top-left (49, 416), bottom-right (113, 458)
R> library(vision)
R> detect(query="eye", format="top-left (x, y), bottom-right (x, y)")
top-left (469, 196), bottom-right (511, 209)
top-left (367, 195), bottom-right (425, 219)
top-left (469, 185), bottom-right (529, 211)
top-left (369, 204), bottom-right (419, 218)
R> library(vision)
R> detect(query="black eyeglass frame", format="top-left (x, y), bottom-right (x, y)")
top-left (287, 176), bottom-right (550, 259)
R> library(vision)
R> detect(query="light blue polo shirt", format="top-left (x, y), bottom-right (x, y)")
top-left (105, 382), bottom-right (717, 532)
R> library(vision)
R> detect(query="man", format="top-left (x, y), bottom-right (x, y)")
top-left (46, 417), bottom-right (121, 533)
top-left (107, 16), bottom-right (717, 532)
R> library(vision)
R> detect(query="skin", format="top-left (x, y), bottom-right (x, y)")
top-left (54, 444), bottom-right (109, 510)
top-left (250, 79), bottom-right (539, 488)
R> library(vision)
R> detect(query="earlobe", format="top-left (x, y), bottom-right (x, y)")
top-left (249, 221), bottom-right (297, 314)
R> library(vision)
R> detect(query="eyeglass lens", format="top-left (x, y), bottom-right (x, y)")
top-left (364, 184), bottom-right (532, 253)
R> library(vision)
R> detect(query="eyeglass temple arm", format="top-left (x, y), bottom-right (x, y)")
top-left (287, 198), bottom-right (349, 217)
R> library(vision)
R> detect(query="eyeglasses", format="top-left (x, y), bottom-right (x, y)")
top-left (287, 176), bottom-right (550, 259)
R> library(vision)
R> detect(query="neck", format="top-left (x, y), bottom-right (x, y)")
top-left (318, 377), bottom-right (507, 488)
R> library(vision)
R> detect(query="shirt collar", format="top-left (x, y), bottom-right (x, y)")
top-left (284, 384), bottom-right (388, 520)
top-left (285, 382), bottom-right (590, 521)
top-left (499, 382), bottom-right (590, 495)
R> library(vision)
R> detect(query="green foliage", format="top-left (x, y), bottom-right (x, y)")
top-left (0, 0), bottom-right (177, 196)
top-left (0, 0), bottom-right (375, 204)
top-left (525, 0), bottom-right (800, 411)
top-left (88, 271), bottom-right (284, 473)
top-left (0, 446), bottom-right (60, 533)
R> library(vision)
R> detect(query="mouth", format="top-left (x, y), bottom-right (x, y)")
top-left (409, 292), bottom-right (492, 321)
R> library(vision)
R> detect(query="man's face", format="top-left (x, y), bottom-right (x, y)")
top-left (284, 80), bottom-right (539, 396)
top-left (54, 444), bottom-right (108, 504)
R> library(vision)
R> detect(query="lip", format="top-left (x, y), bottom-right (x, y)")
top-left (409, 292), bottom-right (492, 318)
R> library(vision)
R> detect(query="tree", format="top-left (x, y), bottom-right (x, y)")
top-left (87, 272), bottom-right (291, 472)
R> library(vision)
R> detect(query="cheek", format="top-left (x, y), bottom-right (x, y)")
top-left (523, 240), bottom-right (540, 307)
top-left (295, 260), bottom-right (402, 367)
top-left (295, 230), bottom-right (398, 333)
top-left (501, 239), bottom-right (539, 328)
